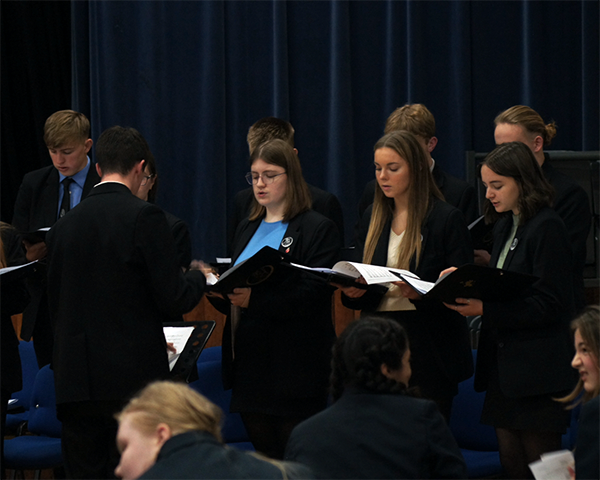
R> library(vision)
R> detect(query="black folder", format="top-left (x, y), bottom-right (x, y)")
top-left (20, 228), bottom-right (51, 245)
top-left (166, 321), bottom-right (216, 383)
top-left (207, 246), bottom-right (285, 294)
top-left (0, 261), bottom-right (38, 283)
top-left (400, 264), bottom-right (538, 304)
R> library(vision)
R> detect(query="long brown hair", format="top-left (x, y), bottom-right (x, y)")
top-left (363, 131), bottom-right (442, 269)
top-left (480, 142), bottom-right (553, 225)
top-left (558, 306), bottom-right (600, 407)
top-left (248, 139), bottom-right (311, 222)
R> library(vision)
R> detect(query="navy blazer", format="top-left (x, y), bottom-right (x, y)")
top-left (343, 198), bottom-right (474, 387)
top-left (219, 209), bottom-right (340, 401)
top-left (12, 163), bottom-right (100, 232)
top-left (46, 183), bottom-right (205, 404)
top-left (12, 163), bottom-right (101, 342)
top-left (285, 389), bottom-right (467, 479)
top-left (574, 396), bottom-right (599, 480)
top-left (475, 207), bottom-right (577, 397)
top-left (141, 431), bottom-right (314, 479)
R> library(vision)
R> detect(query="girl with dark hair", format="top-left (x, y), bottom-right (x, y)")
top-left (338, 130), bottom-right (473, 421)
top-left (559, 306), bottom-right (599, 480)
top-left (210, 139), bottom-right (340, 460)
top-left (285, 316), bottom-right (467, 479)
top-left (445, 141), bottom-right (576, 479)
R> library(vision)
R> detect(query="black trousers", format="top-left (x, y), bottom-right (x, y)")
top-left (58, 401), bottom-right (123, 479)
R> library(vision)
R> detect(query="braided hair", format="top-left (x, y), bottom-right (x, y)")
top-left (330, 316), bottom-right (411, 401)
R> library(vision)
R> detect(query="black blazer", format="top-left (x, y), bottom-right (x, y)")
top-left (141, 431), bottom-right (314, 479)
top-left (357, 164), bottom-right (478, 226)
top-left (475, 207), bottom-right (577, 397)
top-left (285, 389), bottom-right (467, 479)
top-left (227, 185), bottom-right (344, 255)
top-left (1, 224), bottom-right (29, 394)
top-left (12, 163), bottom-right (100, 232)
top-left (344, 198), bottom-right (474, 387)
top-left (218, 209), bottom-right (340, 401)
top-left (11, 163), bottom-right (101, 342)
top-left (46, 183), bottom-right (205, 405)
top-left (575, 396), bottom-right (599, 480)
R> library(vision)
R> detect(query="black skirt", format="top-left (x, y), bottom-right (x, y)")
top-left (481, 365), bottom-right (570, 433)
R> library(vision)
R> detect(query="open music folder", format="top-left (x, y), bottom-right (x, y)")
top-left (206, 246), bottom-right (285, 294)
top-left (164, 321), bottom-right (216, 383)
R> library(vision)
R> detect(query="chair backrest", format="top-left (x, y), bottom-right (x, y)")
top-left (450, 350), bottom-right (499, 452)
top-left (27, 365), bottom-right (62, 438)
top-left (189, 346), bottom-right (250, 443)
top-left (10, 341), bottom-right (40, 411)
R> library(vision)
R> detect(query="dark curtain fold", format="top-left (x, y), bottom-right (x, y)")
top-left (1, 1), bottom-right (71, 222)
top-left (2, 1), bottom-right (597, 260)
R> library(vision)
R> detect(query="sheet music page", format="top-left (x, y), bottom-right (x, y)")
top-left (332, 262), bottom-right (402, 285)
top-left (0, 261), bottom-right (37, 276)
top-left (163, 326), bottom-right (195, 371)
top-left (529, 450), bottom-right (574, 480)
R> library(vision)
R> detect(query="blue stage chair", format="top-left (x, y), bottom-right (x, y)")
top-left (189, 346), bottom-right (254, 451)
top-left (4, 365), bottom-right (62, 479)
top-left (6, 341), bottom-right (40, 435)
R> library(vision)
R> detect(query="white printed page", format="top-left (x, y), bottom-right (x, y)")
top-left (163, 326), bottom-right (195, 371)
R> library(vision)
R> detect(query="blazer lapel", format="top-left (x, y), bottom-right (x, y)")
top-left (279, 215), bottom-right (302, 258)
top-left (42, 170), bottom-right (60, 225)
top-left (231, 219), bottom-right (261, 263)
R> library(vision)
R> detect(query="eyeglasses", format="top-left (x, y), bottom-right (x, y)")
top-left (245, 171), bottom-right (286, 185)
top-left (141, 173), bottom-right (156, 187)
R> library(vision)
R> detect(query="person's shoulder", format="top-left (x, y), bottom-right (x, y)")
top-left (308, 183), bottom-right (335, 200)
top-left (436, 166), bottom-right (472, 189)
top-left (581, 395), bottom-right (600, 419)
top-left (294, 208), bottom-right (335, 228)
top-left (21, 165), bottom-right (57, 185)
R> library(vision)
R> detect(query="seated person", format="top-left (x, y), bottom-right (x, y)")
top-left (284, 316), bottom-right (467, 479)
top-left (558, 305), bottom-right (599, 480)
top-left (114, 381), bottom-right (314, 480)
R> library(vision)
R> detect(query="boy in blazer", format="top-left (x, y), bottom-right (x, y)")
top-left (11, 110), bottom-right (100, 367)
top-left (46, 126), bottom-right (206, 479)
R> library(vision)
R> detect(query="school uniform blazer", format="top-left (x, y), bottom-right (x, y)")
top-left (227, 185), bottom-right (345, 255)
top-left (475, 207), bottom-right (577, 397)
top-left (46, 183), bottom-right (206, 405)
top-left (12, 164), bottom-right (100, 341)
top-left (12, 164), bottom-right (100, 233)
top-left (574, 396), bottom-right (600, 480)
top-left (141, 431), bottom-right (314, 479)
top-left (344, 198), bottom-right (474, 385)
top-left (285, 389), bottom-right (467, 479)
top-left (219, 209), bottom-right (340, 399)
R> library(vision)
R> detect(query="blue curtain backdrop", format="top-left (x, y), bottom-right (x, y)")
top-left (70, 0), bottom-right (599, 259)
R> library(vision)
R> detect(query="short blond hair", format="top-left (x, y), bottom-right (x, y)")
top-left (247, 117), bottom-right (295, 155)
top-left (384, 104), bottom-right (436, 139)
top-left (116, 381), bottom-right (223, 442)
top-left (43, 110), bottom-right (91, 149)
